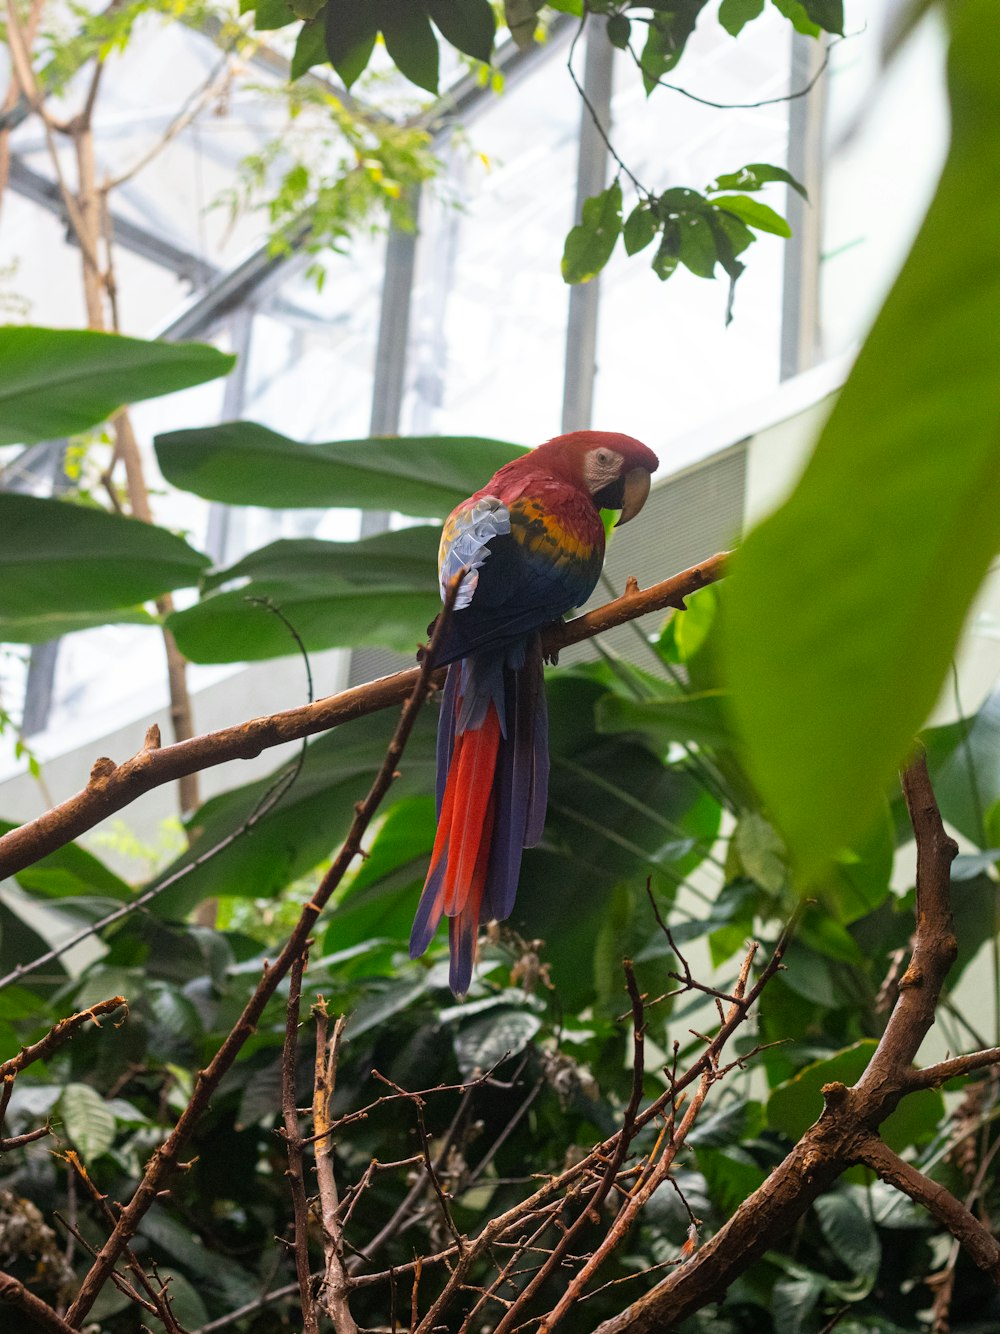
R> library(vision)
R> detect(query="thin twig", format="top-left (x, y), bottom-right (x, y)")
top-left (312, 1002), bottom-right (357, 1333)
top-left (280, 949), bottom-right (318, 1334)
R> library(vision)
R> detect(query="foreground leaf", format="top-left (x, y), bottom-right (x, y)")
top-left (722, 2), bottom-right (1000, 879)
top-left (0, 327), bottom-right (234, 447)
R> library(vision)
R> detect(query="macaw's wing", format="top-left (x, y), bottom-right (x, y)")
top-left (432, 490), bottom-right (604, 666)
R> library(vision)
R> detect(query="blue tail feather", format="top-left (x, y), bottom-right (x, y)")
top-left (409, 850), bottom-right (448, 959)
top-left (435, 664), bottom-right (460, 816)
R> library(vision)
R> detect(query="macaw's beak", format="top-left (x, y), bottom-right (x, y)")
top-left (614, 466), bottom-right (652, 526)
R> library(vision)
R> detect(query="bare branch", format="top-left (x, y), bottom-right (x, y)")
top-left (0, 1271), bottom-right (77, 1334)
top-left (0, 997), bottom-right (127, 1081)
top-left (851, 1133), bottom-right (1000, 1282)
top-left (280, 949), bottom-right (318, 1334)
top-left (312, 1003), bottom-right (357, 1333)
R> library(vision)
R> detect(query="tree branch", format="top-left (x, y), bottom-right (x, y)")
top-left (0, 553), bottom-right (726, 885)
top-left (0, 1271), bottom-right (77, 1334)
top-left (280, 949), bottom-right (318, 1334)
top-left (851, 1133), bottom-right (1000, 1283)
top-left (0, 996), bottom-right (127, 1080)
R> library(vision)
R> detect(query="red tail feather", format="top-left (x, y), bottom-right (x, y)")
top-left (442, 704), bottom-right (501, 915)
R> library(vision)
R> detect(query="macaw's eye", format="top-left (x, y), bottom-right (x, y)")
top-left (597, 449), bottom-right (611, 465)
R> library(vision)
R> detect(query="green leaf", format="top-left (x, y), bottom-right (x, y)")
top-left (252, 0), bottom-right (295, 28)
top-left (707, 161), bottom-right (808, 200)
top-left (651, 223), bottom-right (681, 281)
top-left (378, 0), bottom-right (440, 93)
top-left (60, 1083), bottom-right (116, 1161)
top-left (815, 1192), bottom-right (880, 1280)
top-left (596, 689), bottom-right (733, 751)
top-left (0, 494), bottom-right (209, 620)
top-left (148, 705), bottom-right (438, 917)
top-left (712, 193), bottom-right (791, 236)
top-left (324, 1), bottom-right (378, 87)
top-left (721, 1), bottom-right (1000, 879)
top-left (696, 1144), bottom-right (767, 1213)
top-left (623, 201), bottom-right (658, 256)
top-left (452, 1009), bottom-right (541, 1078)
top-left (290, 0), bottom-right (324, 19)
top-left (168, 582), bottom-right (438, 661)
top-left (170, 525), bottom-right (441, 661)
top-left (504, 0), bottom-right (545, 47)
top-left (426, 0), bottom-right (495, 63)
top-left (154, 424), bottom-right (526, 518)
top-left (1, 817), bottom-right (131, 899)
top-left (718, 0), bottom-right (764, 36)
top-left (920, 689), bottom-right (1000, 845)
top-left (800, 0), bottom-right (843, 34)
top-left (768, 1041), bottom-right (944, 1152)
top-left (677, 211), bottom-right (719, 279)
top-left (0, 605), bottom-right (155, 645)
top-left (639, 0), bottom-right (709, 88)
top-left (323, 796), bottom-right (436, 952)
top-left (292, 17), bottom-right (329, 77)
top-left (202, 523), bottom-right (439, 592)
top-left (0, 327), bottom-right (235, 447)
top-left (606, 12), bottom-right (631, 48)
top-left (772, 1271), bottom-right (823, 1334)
top-left (561, 180), bottom-right (623, 284)
top-left (733, 812), bottom-right (786, 893)
top-left (769, 0), bottom-right (820, 36)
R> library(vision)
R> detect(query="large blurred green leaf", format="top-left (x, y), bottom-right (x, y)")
top-left (0, 326), bottom-right (235, 447)
top-left (722, 2), bottom-right (1000, 880)
top-left (169, 526), bottom-right (440, 662)
top-left (0, 494), bottom-right (210, 622)
top-left (155, 423), bottom-right (526, 517)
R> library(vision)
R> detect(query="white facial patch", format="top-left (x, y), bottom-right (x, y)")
top-left (582, 446), bottom-right (624, 497)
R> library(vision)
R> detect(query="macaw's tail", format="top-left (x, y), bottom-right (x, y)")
top-left (409, 636), bottom-right (549, 995)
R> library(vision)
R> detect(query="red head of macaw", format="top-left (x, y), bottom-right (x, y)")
top-left (410, 430), bottom-right (660, 995)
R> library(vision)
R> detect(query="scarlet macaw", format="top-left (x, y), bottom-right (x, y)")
top-left (410, 430), bottom-right (660, 994)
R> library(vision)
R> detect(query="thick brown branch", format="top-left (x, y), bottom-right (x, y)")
top-left (0, 554), bottom-right (726, 885)
top-left (0, 1271), bottom-right (76, 1334)
top-left (850, 1133), bottom-right (1000, 1283)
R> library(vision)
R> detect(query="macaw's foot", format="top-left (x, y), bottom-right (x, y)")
top-left (543, 618), bottom-right (564, 666)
